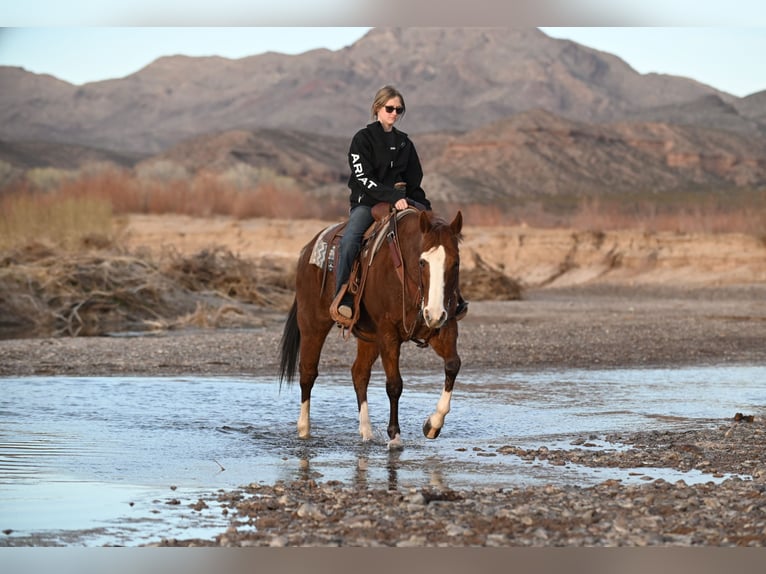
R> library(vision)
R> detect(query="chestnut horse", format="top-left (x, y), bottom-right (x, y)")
top-left (278, 207), bottom-right (463, 448)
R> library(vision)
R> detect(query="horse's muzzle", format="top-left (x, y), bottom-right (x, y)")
top-left (422, 307), bottom-right (448, 329)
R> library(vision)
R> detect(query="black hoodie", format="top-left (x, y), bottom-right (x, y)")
top-left (346, 121), bottom-right (431, 209)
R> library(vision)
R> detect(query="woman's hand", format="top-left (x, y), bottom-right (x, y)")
top-left (394, 198), bottom-right (408, 211)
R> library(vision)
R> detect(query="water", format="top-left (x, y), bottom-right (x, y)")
top-left (1, 365), bottom-right (764, 546)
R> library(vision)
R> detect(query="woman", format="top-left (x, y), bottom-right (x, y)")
top-left (333, 85), bottom-right (466, 322)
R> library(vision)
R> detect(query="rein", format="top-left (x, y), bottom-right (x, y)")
top-left (389, 211), bottom-right (433, 347)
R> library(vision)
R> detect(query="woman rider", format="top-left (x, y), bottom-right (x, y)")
top-left (333, 85), bottom-right (467, 322)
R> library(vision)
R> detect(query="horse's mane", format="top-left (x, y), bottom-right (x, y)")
top-left (419, 210), bottom-right (463, 253)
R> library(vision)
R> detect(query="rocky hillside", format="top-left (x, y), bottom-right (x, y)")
top-left (2, 27), bottom-right (766, 202)
top-left (1, 27), bottom-right (757, 154)
top-left (126, 109), bottom-right (766, 204)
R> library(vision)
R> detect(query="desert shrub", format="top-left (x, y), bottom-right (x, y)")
top-left (219, 164), bottom-right (294, 191)
top-left (0, 243), bottom-right (295, 337)
top-left (0, 160), bottom-right (22, 190)
top-left (135, 160), bottom-right (190, 182)
top-left (25, 167), bottom-right (78, 192)
top-left (461, 253), bottom-right (523, 301)
top-left (0, 192), bottom-right (115, 251)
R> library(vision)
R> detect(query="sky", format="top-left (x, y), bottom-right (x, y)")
top-left (0, 27), bottom-right (373, 83)
top-left (1, 25), bottom-right (766, 98)
top-left (0, 5), bottom-right (766, 96)
top-left (539, 27), bottom-right (766, 98)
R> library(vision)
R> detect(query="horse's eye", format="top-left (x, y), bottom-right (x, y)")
top-left (419, 259), bottom-right (426, 268)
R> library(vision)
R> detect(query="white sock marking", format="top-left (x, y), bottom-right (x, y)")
top-left (429, 389), bottom-right (452, 430)
top-left (297, 400), bottom-right (311, 438)
top-left (358, 401), bottom-right (373, 441)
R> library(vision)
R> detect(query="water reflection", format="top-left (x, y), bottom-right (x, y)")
top-left (296, 444), bottom-right (404, 491)
top-left (387, 449), bottom-right (401, 491)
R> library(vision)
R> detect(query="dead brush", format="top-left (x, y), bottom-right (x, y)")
top-left (0, 243), bottom-right (295, 337)
top-left (461, 253), bottom-right (523, 301)
top-left (0, 249), bottom-right (181, 336)
top-left (160, 246), bottom-right (294, 310)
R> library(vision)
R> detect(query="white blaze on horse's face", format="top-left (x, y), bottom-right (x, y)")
top-left (421, 245), bottom-right (448, 328)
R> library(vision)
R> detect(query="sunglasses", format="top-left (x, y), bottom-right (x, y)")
top-left (383, 105), bottom-right (405, 114)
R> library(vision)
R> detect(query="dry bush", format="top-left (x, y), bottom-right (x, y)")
top-left (0, 242), bottom-right (295, 338)
top-left (0, 248), bottom-right (175, 336)
top-left (461, 253), bottom-right (523, 301)
top-left (24, 166), bottom-right (79, 191)
top-left (0, 192), bottom-right (116, 251)
top-left (568, 189), bottom-right (766, 235)
top-left (135, 160), bottom-right (190, 182)
top-left (444, 188), bottom-right (766, 236)
top-left (2, 164), bottom-right (343, 221)
top-left (5, 160), bottom-right (766, 234)
top-left (162, 246), bottom-right (293, 309)
top-left (439, 202), bottom-right (516, 227)
top-left (219, 164), bottom-right (293, 191)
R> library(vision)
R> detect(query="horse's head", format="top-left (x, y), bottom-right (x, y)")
top-left (418, 210), bottom-right (463, 329)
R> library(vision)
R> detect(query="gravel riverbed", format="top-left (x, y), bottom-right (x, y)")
top-left (2, 285), bottom-right (766, 547)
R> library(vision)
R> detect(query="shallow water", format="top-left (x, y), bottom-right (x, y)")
top-left (1, 365), bottom-right (764, 546)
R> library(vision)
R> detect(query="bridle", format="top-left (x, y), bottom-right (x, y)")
top-left (390, 212), bottom-right (447, 348)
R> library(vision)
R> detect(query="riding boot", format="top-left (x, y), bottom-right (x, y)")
top-left (338, 292), bottom-right (354, 319)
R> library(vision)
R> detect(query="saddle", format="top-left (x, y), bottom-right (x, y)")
top-left (316, 202), bottom-right (424, 331)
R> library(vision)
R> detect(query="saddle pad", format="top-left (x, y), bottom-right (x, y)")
top-left (309, 222), bottom-right (344, 269)
top-left (309, 208), bottom-right (416, 270)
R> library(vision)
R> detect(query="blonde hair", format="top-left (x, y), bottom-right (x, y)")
top-left (371, 85), bottom-right (406, 120)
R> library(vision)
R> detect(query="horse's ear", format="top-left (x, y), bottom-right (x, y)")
top-left (450, 211), bottom-right (463, 235)
top-left (419, 210), bottom-right (432, 233)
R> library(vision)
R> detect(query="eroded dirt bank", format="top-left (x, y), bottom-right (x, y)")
top-left (121, 214), bottom-right (766, 289)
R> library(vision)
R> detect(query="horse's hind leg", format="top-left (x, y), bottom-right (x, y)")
top-left (423, 321), bottom-right (461, 439)
top-left (297, 321), bottom-right (333, 439)
top-left (352, 339), bottom-right (379, 441)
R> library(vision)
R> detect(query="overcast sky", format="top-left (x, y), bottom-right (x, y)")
top-left (1, 26), bottom-right (765, 98)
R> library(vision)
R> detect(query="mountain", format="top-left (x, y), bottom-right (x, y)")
top-left (136, 128), bottom-right (350, 188)
top-left (2, 27), bottom-right (766, 202)
top-left (126, 109), bottom-right (766, 205)
top-left (734, 90), bottom-right (766, 125)
top-left (0, 139), bottom-right (141, 170)
top-left (0, 27), bottom-right (744, 155)
top-left (422, 109), bottom-right (766, 202)
top-left (624, 94), bottom-right (766, 139)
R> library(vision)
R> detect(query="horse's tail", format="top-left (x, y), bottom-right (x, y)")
top-left (278, 298), bottom-right (300, 390)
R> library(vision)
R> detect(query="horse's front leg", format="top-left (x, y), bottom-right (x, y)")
top-left (378, 335), bottom-right (404, 450)
top-left (352, 339), bottom-right (379, 441)
top-left (423, 320), bottom-right (461, 439)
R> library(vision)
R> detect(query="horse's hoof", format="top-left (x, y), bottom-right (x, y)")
top-left (423, 418), bottom-right (441, 439)
top-left (387, 434), bottom-right (403, 451)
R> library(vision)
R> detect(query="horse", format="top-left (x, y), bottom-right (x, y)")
top-left (278, 206), bottom-right (463, 448)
